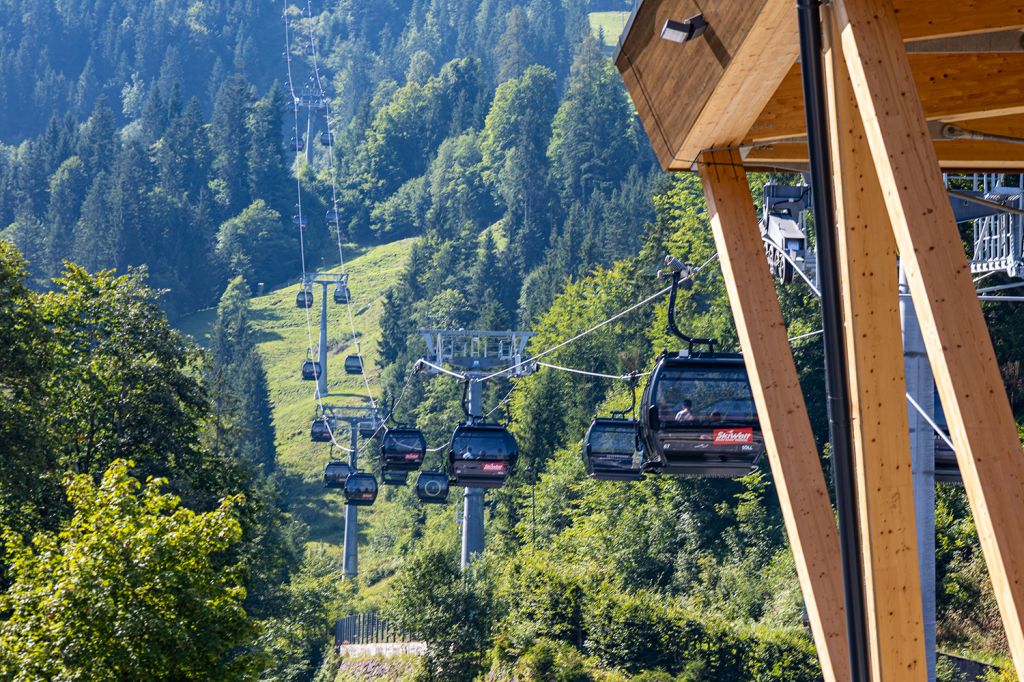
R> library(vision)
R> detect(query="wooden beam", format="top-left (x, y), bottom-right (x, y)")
top-left (748, 53), bottom-right (1024, 143)
top-left (825, 29), bottom-right (927, 681)
top-left (743, 139), bottom-right (1024, 171)
top-left (832, 0), bottom-right (1024, 674)
top-left (698, 148), bottom-right (851, 682)
top-left (905, 30), bottom-right (1024, 53)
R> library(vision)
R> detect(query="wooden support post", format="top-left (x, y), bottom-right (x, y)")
top-left (698, 149), bottom-right (851, 682)
top-left (833, 0), bottom-right (1024, 673)
top-left (825, 28), bottom-right (927, 681)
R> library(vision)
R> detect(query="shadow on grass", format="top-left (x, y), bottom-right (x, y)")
top-left (279, 468), bottom-right (349, 544)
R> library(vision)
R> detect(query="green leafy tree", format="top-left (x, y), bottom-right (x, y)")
top-left (215, 199), bottom-right (292, 288)
top-left (0, 460), bottom-right (255, 680)
top-left (38, 264), bottom-right (209, 493)
top-left (384, 543), bottom-right (496, 680)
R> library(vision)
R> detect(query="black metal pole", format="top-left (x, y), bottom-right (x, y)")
top-left (795, 1), bottom-right (869, 680)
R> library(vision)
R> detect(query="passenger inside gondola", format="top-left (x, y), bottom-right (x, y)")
top-left (658, 366), bottom-right (757, 425)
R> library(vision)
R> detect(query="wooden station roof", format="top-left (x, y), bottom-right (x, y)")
top-left (614, 0), bottom-right (1024, 172)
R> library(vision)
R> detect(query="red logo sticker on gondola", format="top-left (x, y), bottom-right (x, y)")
top-left (404, 453), bottom-right (419, 460)
top-left (713, 428), bottom-right (753, 445)
top-left (481, 463), bottom-right (505, 473)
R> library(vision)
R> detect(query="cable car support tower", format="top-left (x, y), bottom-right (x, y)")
top-left (418, 329), bottom-right (534, 569)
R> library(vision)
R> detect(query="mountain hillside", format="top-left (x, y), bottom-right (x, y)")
top-left (181, 237), bottom-right (416, 555)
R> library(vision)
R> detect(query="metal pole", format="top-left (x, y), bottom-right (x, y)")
top-left (461, 378), bottom-right (485, 570)
top-left (318, 283), bottom-right (328, 398)
top-left (796, 2), bottom-right (869, 679)
top-left (343, 423), bottom-right (358, 579)
top-left (901, 262), bottom-right (938, 681)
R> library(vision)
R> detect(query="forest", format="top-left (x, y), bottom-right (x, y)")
top-left (0, 0), bottom-right (1021, 680)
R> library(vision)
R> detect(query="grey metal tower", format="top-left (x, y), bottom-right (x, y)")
top-left (418, 329), bottom-right (535, 569)
top-left (321, 404), bottom-right (383, 580)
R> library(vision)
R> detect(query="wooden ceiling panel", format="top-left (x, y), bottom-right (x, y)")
top-left (748, 54), bottom-right (1024, 143)
top-left (894, 0), bottom-right (1024, 40)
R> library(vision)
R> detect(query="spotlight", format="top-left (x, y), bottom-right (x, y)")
top-left (660, 14), bottom-right (708, 44)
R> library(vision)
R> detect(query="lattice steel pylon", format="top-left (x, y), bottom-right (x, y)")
top-left (419, 329), bottom-right (534, 373)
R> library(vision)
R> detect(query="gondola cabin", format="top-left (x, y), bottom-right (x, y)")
top-left (343, 472), bottom-right (378, 506)
top-left (325, 210), bottom-right (340, 224)
top-left (640, 352), bottom-right (765, 478)
top-left (933, 393), bottom-right (962, 485)
top-left (333, 285), bottom-right (350, 305)
top-left (415, 471), bottom-right (450, 504)
top-left (583, 418), bottom-right (645, 481)
top-left (320, 132), bottom-right (334, 146)
top-left (381, 470), bottom-right (408, 486)
top-left (344, 355), bottom-right (363, 375)
top-left (291, 137), bottom-right (305, 152)
top-left (301, 360), bottom-right (321, 381)
top-left (358, 416), bottom-right (382, 439)
top-left (295, 289), bottom-right (313, 308)
top-left (381, 427), bottom-right (427, 472)
top-left (292, 214), bottom-right (308, 229)
top-left (448, 423), bottom-right (518, 488)
top-left (310, 416), bottom-right (335, 443)
top-left (323, 460), bottom-right (353, 489)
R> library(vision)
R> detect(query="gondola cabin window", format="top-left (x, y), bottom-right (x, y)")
top-left (655, 366), bottom-right (757, 426)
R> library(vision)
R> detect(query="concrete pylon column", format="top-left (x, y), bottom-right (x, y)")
top-left (461, 378), bottom-right (484, 570)
top-left (343, 423), bottom-right (358, 579)
top-left (317, 283), bottom-right (328, 398)
top-left (900, 261), bottom-right (937, 682)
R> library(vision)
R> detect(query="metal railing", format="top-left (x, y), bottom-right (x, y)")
top-left (334, 612), bottom-right (410, 647)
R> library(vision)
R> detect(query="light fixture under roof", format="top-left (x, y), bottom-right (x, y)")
top-left (661, 14), bottom-right (708, 44)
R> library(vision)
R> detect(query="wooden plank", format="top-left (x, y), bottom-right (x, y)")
top-left (698, 148), bottom-right (851, 682)
top-left (825, 30), bottom-right (927, 681)
top-left (747, 53), bottom-right (1024, 143)
top-left (894, 0), bottom-right (1024, 40)
top-left (832, 0), bottom-right (1024, 674)
top-left (743, 139), bottom-right (1024, 171)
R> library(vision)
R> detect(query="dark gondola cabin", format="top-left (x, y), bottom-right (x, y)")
top-left (583, 417), bottom-right (645, 481)
top-left (310, 416), bottom-right (334, 443)
top-left (381, 470), bottom-right (408, 486)
top-left (381, 427), bottom-right (427, 472)
top-left (320, 132), bottom-right (334, 146)
top-left (295, 288), bottom-right (313, 308)
top-left (344, 355), bottom-right (363, 375)
top-left (301, 360), bottom-right (321, 381)
top-left (292, 214), bottom-right (308, 229)
top-left (448, 423), bottom-right (518, 488)
top-left (291, 137), bottom-right (305, 152)
top-left (415, 471), bottom-right (450, 504)
top-left (641, 352), bottom-right (765, 478)
top-left (333, 285), bottom-right (350, 305)
top-left (933, 393), bottom-right (961, 485)
top-left (358, 416), bottom-right (381, 439)
top-left (325, 210), bottom-right (340, 224)
top-left (323, 460), bottom-right (353, 488)
top-left (343, 472), bottom-right (378, 506)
